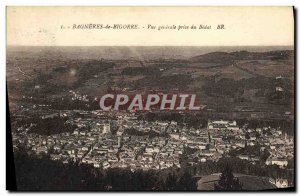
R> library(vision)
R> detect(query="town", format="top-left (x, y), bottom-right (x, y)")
top-left (11, 107), bottom-right (294, 188)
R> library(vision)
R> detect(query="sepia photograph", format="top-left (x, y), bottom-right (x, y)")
top-left (6, 6), bottom-right (295, 191)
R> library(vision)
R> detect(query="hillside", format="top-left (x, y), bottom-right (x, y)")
top-left (197, 173), bottom-right (277, 190)
top-left (189, 50), bottom-right (294, 67)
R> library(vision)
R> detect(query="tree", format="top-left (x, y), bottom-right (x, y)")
top-left (164, 172), bottom-right (178, 190)
top-left (176, 172), bottom-right (197, 190)
top-left (214, 165), bottom-right (243, 190)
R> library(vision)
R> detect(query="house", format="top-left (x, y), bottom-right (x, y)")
top-left (208, 120), bottom-right (238, 130)
top-left (275, 179), bottom-right (289, 188)
top-left (36, 146), bottom-right (48, 154)
top-left (238, 155), bottom-right (249, 160)
top-left (266, 157), bottom-right (288, 168)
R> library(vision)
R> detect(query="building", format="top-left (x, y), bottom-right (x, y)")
top-left (266, 156), bottom-right (288, 168)
top-left (275, 179), bottom-right (289, 188)
top-left (208, 120), bottom-right (239, 131)
top-left (96, 123), bottom-right (111, 134)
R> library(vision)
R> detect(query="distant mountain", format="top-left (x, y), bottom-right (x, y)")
top-left (189, 52), bottom-right (235, 64)
top-left (189, 50), bottom-right (294, 64)
top-left (7, 46), bottom-right (293, 60)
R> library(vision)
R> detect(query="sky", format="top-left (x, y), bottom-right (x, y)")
top-left (6, 6), bottom-right (294, 46)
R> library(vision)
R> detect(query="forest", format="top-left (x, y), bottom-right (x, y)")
top-left (13, 151), bottom-right (196, 191)
top-left (12, 148), bottom-right (294, 190)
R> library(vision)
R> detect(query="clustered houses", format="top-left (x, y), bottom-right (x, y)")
top-left (12, 112), bottom-right (294, 178)
top-left (265, 134), bottom-right (294, 168)
top-left (69, 90), bottom-right (90, 102)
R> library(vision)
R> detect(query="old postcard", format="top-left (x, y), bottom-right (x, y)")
top-left (6, 7), bottom-right (295, 191)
